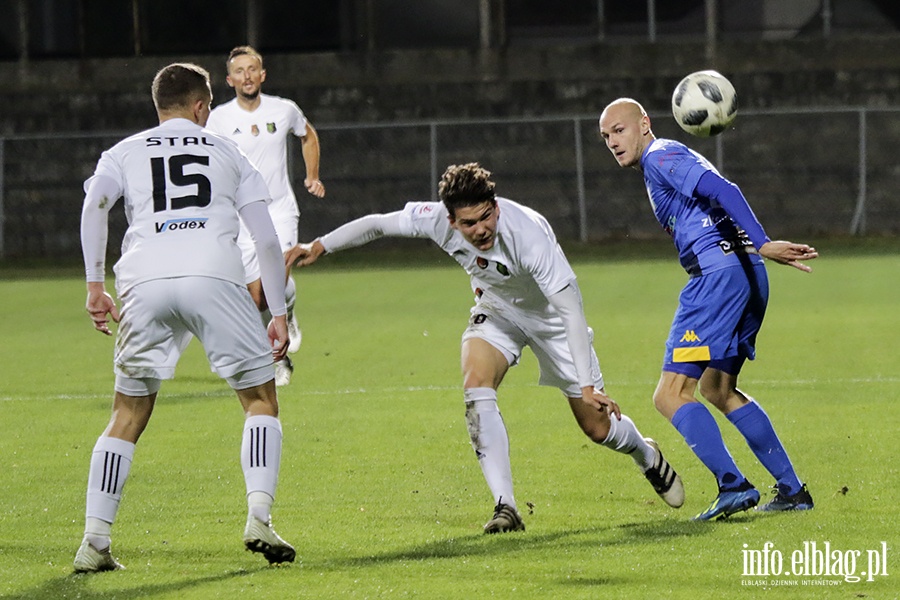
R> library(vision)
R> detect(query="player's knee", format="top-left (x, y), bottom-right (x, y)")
top-left (581, 418), bottom-right (611, 444)
top-left (652, 387), bottom-right (682, 418)
top-left (462, 369), bottom-right (497, 389)
top-left (698, 381), bottom-right (728, 409)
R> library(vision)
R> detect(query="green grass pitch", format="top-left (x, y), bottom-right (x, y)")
top-left (0, 241), bottom-right (896, 599)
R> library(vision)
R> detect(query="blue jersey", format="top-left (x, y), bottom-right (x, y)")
top-left (641, 139), bottom-right (763, 277)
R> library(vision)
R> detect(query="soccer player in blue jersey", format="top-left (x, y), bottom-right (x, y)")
top-left (598, 98), bottom-right (818, 520)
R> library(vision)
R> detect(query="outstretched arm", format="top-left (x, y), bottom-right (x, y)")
top-left (285, 211), bottom-right (407, 267)
top-left (757, 240), bottom-right (819, 272)
top-left (695, 171), bottom-right (818, 272)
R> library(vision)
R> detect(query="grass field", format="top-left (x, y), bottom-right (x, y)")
top-left (0, 240), bottom-right (897, 599)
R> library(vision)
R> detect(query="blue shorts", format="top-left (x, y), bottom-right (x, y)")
top-left (663, 262), bottom-right (768, 379)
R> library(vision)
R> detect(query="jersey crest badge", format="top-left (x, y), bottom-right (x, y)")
top-left (251, 124), bottom-right (259, 136)
top-left (476, 257), bottom-right (489, 269)
top-left (267, 122), bottom-right (277, 134)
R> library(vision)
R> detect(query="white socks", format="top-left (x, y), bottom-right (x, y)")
top-left (84, 436), bottom-right (135, 548)
top-left (601, 414), bottom-right (657, 472)
top-left (242, 415), bottom-right (283, 522)
top-left (464, 387), bottom-right (516, 510)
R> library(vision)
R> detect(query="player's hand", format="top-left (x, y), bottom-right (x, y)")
top-left (85, 283), bottom-right (120, 336)
top-left (285, 240), bottom-right (325, 268)
top-left (758, 240), bottom-right (818, 272)
top-left (304, 178), bottom-right (325, 198)
top-left (582, 386), bottom-right (622, 420)
top-left (268, 315), bottom-right (290, 362)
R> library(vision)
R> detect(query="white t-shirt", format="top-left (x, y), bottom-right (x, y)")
top-left (206, 93), bottom-right (308, 219)
top-left (398, 197), bottom-right (577, 315)
top-left (85, 118), bottom-right (270, 295)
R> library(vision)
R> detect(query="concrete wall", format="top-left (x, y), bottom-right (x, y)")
top-left (2, 37), bottom-right (899, 134)
top-left (1, 36), bottom-right (898, 259)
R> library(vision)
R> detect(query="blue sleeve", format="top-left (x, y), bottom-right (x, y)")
top-left (695, 171), bottom-right (770, 249)
top-left (646, 145), bottom-right (708, 198)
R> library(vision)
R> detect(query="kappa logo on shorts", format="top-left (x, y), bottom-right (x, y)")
top-left (680, 330), bottom-right (702, 342)
top-left (154, 218), bottom-right (209, 234)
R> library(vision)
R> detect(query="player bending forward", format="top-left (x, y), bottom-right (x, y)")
top-left (285, 162), bottom-right (685, 532)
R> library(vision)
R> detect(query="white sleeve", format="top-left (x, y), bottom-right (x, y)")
top-left (547, 281), bottom-right (594, 388)
top-left (80, 175), bottom-right (122, 283)
top-left (288, 101), bottom-right (309, 138)
top-left (319, 212), bottom-right (408, 253)
top-left (239, 200), bottom-right (287, 317)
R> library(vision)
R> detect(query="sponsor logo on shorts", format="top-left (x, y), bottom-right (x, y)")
top-left (154, 218), bottom-right (209, 234)
top-left (680, 330), bottom-right (701, 342)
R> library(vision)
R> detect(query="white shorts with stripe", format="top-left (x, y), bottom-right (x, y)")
top-left (113, 277), bottom-right (274, 382)
top-left (460, 295), bottom-right (604, 397)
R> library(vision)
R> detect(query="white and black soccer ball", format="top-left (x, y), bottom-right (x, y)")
top-left (671, 70), bottom-right (738, 137)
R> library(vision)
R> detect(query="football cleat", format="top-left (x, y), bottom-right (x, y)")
top-left (274, 356), bottom-right (294, 387)
top-left (483, 501), bottom-right (525, 534)
top-left (286, 312), bottom-right (302, 354)
top-left (243, 516), bottom-right (296, 564)
top-left (693, 480), bottom-right (760, 521)
top-left (642, 438), bottom-right (685, 508)
top-left (73, 539), bottom-right (125, 573)
top-left (756, 483), bottom-right (814, 512)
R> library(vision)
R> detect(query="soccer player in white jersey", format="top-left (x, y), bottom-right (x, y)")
top-left (285, 163), bottom-right (684, 532)
top-left (75, 63), bottom-right (295, 572)
top-left (206, 45), bottom-right (326, 386)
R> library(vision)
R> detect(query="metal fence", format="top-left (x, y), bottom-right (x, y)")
top-left (1, 105), bottom-right (898, 260)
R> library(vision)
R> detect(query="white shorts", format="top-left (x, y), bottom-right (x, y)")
top-left (239, 207), bottom-right (299, 283)
top-left (113, 277), bottom-right (274, 382)
top-left (460, 296), bottom-right (604, 397)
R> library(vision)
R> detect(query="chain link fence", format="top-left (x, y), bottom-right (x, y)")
top-left (1, 106), bottom-right (897, 260)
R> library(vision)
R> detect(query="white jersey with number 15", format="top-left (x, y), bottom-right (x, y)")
top-left (85, 117), bottom-right (270, 295)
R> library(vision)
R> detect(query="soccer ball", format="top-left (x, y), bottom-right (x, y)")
top-left (671, 70), bottom-right (738, 137)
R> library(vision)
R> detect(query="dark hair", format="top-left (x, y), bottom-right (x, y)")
top-left (227, 45), bottom-right (264, 71)
top-left (151, 63), bottom-right (211, 112)
top-left (438, 163), bottom-right (496, 216)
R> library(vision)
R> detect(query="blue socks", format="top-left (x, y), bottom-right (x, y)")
top-left (727, 400), bottom-right (802, 495)
top-left (672, 402), bottom-right (745, 490)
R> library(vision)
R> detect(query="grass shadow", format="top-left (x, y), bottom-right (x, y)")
top-left (319, 516), bottom-right (717, 571)
top-left (2, 566), bottom-right (269, 600)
